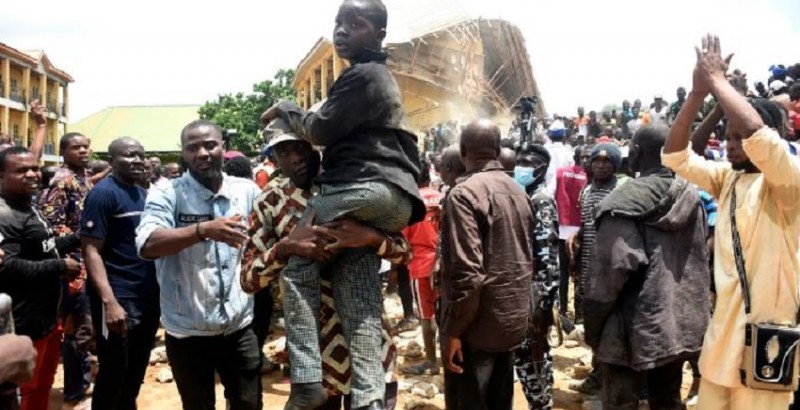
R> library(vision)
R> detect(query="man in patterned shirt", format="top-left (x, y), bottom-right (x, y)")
top-left (512, 144), bottom-right (560, 410)
top-left (241, 126), bottom-right (412, 410)
top-left (39, 132), bottom-right (93, 409)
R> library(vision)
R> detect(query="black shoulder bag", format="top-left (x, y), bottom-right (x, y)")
top-left (732, 175), bottom-right (800, 391)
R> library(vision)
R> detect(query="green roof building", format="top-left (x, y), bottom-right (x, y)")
top-left (70, 105), bottom-right (200, 154)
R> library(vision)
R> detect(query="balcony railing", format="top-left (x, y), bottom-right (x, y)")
top-left (47, 100), bottom-right (57, 113)
top-left (9, 91), bottom-right (25, 104)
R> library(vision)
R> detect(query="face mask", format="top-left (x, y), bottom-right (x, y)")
top-left (514, 166), bottom-right (536, 191)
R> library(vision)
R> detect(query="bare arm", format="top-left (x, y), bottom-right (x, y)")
top-left (89, 167), bottom-right (112, 185)
top-left (665, 92), bottom-right (709, 155)
top-left (690, 105), bottom-right (724, 156)
top-left (28, 100), bottom-right (47, 162)
top-left (83, 237), bottom-right (129, 335)
top-left (139, 225), bottom-right (203, 260)
top-left (82, 237), bottom-right (114, 307)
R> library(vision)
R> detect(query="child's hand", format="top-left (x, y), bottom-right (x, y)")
top-left (260, 105), bottom-right (279, 127)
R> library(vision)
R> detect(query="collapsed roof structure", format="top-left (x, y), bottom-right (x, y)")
top-left (293, 0), bottom-right (543, 130)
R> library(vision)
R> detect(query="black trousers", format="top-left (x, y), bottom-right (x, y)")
top-left (558, 240), bottom-right (570, 314)
top-left (601, 361), bottom-right (684, 410)
top-left (62, 285), bottom-right (93, 403)
top-left (443, 341), bottom-right (514, 410)
top-left (165, 326), bottom-right (262, 410)
top-left (253, 288), bottom-right (274, 353)
top-left (396, 265), bottom-right (414, 318)
top-left (90, 299), bottom-right (159, 410)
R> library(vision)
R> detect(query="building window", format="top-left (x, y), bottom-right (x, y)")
top-left (9, 80), bottom-right (23, 103)
top-left (12, 125), bottom-right (19, 139)
top-left (32, 86), bottom-right (39, 101)
top-left (0, 74), bottom-right (3, 96)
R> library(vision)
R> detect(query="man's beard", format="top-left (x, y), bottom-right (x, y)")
top-left (192, 167), bottom-right (223, 187)
top-left (731, 160), bottom-right (759, 173)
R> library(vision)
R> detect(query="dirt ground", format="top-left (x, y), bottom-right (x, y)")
top-left (47, 294), bottom-right (694, 410)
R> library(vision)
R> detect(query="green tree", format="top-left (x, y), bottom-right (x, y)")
top-left (199, 69), bottom-right (296, 154)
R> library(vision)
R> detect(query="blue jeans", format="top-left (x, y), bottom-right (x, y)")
top-left (62, 286), bottom-right (93, 403)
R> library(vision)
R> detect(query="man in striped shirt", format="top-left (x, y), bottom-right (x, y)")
top-left (569, 143), bottom-right (623, 395)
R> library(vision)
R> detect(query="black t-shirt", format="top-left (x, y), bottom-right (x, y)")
top-left (0, 196), bottom-right (78, 340)
top-left (80, 176), bottom-right (158, 313)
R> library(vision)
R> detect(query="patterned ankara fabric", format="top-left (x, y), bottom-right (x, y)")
top-left (241, 177), bottom-right (412, 396)
top-left (39, 166), bottom-right (92, 293)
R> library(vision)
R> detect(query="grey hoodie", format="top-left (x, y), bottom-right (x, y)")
top-left (584, 168), bottom-right (711, 371)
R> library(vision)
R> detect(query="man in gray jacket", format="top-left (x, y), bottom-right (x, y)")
top-left (585, 125), bottom-right (711, 410)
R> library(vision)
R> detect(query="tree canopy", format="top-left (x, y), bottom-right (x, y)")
top-left (199, 69), bottom-right (295, 154)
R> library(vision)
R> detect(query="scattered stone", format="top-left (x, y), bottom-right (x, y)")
top-left (412, 382), bottom-right (438, 399)
top-left (156, 368), bottom-right (174, 383)
top-left (582, 398), bottom-right (602, 410)
top-left (565, 340), bottom-right (580, 349)
top-left (431, 374), bottom-right (445, 392)
top-left (403, 398), bottom-right (427, 409)
top-left (400, 341), bottom-right (424, 358)
top-left (572, 365), bottom-right (592, 380)
top-left (579, 353), bottom-right (593, 367)
top-left (566, 325), bottom-right (585, 343)
top-left (149, 346), bottom-right (168, 365)
top-left (398, 380), bottom-right (415, 393)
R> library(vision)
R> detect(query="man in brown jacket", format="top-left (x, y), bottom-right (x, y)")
top-left (585, 125), bottom-right (711, 409)
top-left (440, 120), bottom-right (535, 410)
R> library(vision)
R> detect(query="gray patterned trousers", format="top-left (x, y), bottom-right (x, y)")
top-left (514, 331), bottom-right (554, 410)
top-left (282, 181), bottom-right (412, 408)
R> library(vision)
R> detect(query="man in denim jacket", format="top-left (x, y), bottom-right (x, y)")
top-left (136, 120), bottom-right (262, 410)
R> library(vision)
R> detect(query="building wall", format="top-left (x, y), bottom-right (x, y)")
top-left (0, 51), bottom-right (71, 163)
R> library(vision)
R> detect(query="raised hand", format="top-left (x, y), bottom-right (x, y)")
top-left (29, 99), bottom-right (47, 126)
top-left (694, 34), bottom-right (734, 91)
top-left (728, 69), bottom-right (749, 96)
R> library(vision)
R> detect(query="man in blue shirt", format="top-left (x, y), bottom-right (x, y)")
top-left (81, 137), bottom-right (158, 410)
top-left (136, 120), bottom-right (262, 410)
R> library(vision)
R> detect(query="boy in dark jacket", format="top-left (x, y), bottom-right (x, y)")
top-left (260, 1), bottom-right (423, 409)
top-left (585, 125), bottom-right (711, 409)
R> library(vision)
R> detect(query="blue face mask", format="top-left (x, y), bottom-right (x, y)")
top-left (514, 166), bottom-right (536, 191)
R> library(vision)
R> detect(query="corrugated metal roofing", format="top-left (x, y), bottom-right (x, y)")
top-left (70, 105), bottom-right (200, 153)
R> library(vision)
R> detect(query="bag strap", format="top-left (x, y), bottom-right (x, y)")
top-left (730, 174), bottom-right (752, 315)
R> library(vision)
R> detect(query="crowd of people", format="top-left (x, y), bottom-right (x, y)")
top-left (1, 1), bottom-right (800, 410)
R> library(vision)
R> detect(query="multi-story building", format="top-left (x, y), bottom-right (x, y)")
top-left (0, 42), bottom-right (73, 163)
top-left (292, 0), bottom-right (543, 132)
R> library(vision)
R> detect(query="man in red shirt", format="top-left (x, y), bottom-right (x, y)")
top-left (554, 146), bottom-right (588, 319)
top-left (400, 162), bottom-right (443, 376)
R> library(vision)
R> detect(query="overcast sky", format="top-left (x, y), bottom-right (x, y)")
top-left (3, 0), bottom-right (799, 123)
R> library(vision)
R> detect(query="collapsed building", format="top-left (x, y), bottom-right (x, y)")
top-left (293, 4), bottom-right (544, 132)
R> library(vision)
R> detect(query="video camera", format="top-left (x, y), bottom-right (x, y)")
top-left (513, 96), bottom-right (538, 143)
